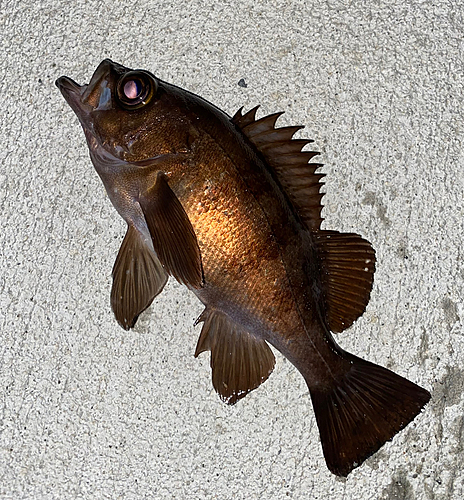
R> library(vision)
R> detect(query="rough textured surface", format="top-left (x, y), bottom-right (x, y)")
top-left (1, 0), bottom-right (462, 498)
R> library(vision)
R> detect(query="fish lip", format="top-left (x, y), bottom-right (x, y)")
top-left (55, 76), bottom-right (83, 103)
top-left (56, 75), bottom-right (91, 119)
top-left (56, 60), bottom-right (133, 156)
top-left (55, 75), bottom-right (81, 93)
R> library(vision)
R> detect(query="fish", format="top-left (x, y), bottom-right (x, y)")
top-left (56, 59), bottom-right (431, 476)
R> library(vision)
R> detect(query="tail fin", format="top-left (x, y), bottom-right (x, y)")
top-left (309, 354), bottom-right (431, 476)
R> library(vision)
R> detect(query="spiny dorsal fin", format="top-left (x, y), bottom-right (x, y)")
top-left (232, 106), bottom-right (324, 230)
top-left (315, 230), bottom-right (376, 333)
top-left (194, 308), bottom-right (275, 405)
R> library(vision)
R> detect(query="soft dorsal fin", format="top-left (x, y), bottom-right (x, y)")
top-left (314, 231), bottom-right (376, 333)
top-left (232, 108), bottom-right (375, 333)
top-left (194, 308), bottom-right (275, 405)
top-left (232, 106), bottom-right (324, 230)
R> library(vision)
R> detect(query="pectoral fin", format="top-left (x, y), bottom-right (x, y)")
top-left (111, 224), bottom-right (168, 330)
top-left (195, 308), bottom-right (275, 405)
top-left (139, 172), bottom-right (203, 289)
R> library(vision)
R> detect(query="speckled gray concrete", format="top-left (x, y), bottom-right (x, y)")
top-left (1, 0), bottom-right (463, 498)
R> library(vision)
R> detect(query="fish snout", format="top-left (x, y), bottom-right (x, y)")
top-left (56, 76), bottom-right (85, 107)
top-left (55, 75), bottom-right (82, 95)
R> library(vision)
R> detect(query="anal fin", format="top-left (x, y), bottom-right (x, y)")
top-left (111, 224), bottom-right (168, 330)
top-left (195, 309), bottom-right (275, 405)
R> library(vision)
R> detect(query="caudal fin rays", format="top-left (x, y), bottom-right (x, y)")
top-left (309, 354), bottom-right (431, 476)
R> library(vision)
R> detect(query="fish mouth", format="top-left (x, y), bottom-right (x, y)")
top-left (56, 59), bottom-right (130, 118)
top-left (56, 60), bottom-right (133, 155)
top-left (56, 75), bottom-right (87, 113)
top-left (56, 75), bottom-right (97, 149)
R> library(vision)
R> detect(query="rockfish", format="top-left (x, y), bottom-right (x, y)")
top-left (56, 60), bottom-right (430, 476)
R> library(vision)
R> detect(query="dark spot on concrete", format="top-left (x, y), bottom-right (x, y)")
top-left (441, 297), bottom-right (459, 326)
top-left (238, 78), bottom-right (248, 88)
top-left (361, 191), bottom-right (391, 226)
top-left (362, 191), bottom-right (376, 206)
top-left (433, 366), bottom-right (464, 413)
top-left (396, 242), bottom-right (409, 259)
top-left (418, 328), bottom-right (429, 361)
top-left (381, 472), bottom-right (414, 500)
top-left (376, 203), bottom-right (391, 227)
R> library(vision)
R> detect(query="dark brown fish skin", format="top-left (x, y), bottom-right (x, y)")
top-left (56, 61), bottom-right (342, 383)
top-left (56, 60), bottom-right (430, 476)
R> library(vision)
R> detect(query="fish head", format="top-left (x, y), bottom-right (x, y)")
top-left (56, 59), bottom-right (189, 164)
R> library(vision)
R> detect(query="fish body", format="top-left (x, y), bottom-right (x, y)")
top-left (56, 60), bottom-right (430, 476)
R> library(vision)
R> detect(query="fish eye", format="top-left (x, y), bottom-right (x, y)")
top-left (116, 71), bottom-right (157, 109)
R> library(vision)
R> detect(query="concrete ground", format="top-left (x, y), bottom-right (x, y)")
top-left (1, 0), bottom-right (463, 498)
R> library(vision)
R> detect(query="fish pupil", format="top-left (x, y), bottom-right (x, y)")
top-left (124, 79), bottom-right (142, 100)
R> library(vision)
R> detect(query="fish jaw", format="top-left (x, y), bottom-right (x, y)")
top-left (56, 59), bottom-right (126, 114)
top-left (56, 60), bottom-right (124, 154)
top-left (55, 75), bottom-right (94, 136)
top-left (55, 75), bottom-right (85, 113)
